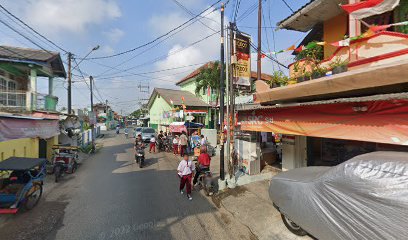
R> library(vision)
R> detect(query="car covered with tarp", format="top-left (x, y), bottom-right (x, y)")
top-left (269, 151), bottom-right (408, 240)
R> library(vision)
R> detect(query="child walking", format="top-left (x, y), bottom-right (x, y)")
top-left (149, 135), bottom-right (156, 153)
top-left (177, 154), bottom-right (195, 200)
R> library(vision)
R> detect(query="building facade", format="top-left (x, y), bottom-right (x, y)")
top-left (0, 46), bottom-right (66, 161)
top-left (238, 0), bottom-right (408, 172)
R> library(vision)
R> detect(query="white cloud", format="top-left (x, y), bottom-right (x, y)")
top-left (149, 7), bottom-right (223, 88)
top-left (100, 45), bottom-right (115, 55)
top-left (10, 0), bottom-right (121, 36)
top-left (103, 28), bottom-right (124, 43)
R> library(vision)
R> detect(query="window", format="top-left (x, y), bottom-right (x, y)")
top-left (202, 87), bottom-right (206, 95)
top-left (0, 77), bottom-right (18, 106)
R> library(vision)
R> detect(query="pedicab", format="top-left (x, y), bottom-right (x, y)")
top-left (0, 157), bottom-right (46, 214)
top-left (50, 145), bottom-right (79, 182)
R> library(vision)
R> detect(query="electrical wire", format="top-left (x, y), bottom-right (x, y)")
top-left (81, 0), bottom-right (222, 60)
top-left (93, 8), bottom-right (219, 78)
top-left (98, 30), bottom-right (220, 79)
top-left (171, 0), bottom-right (218, 32)
top-left (0, 4), bottom-right (69, 53)
top-left (280, 0), bottom-right (295, 13)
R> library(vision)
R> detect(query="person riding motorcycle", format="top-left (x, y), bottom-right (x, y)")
top-left (193, 145), bottom-right (211, 186)
top-left (134, 134), bottom-right (145, 152)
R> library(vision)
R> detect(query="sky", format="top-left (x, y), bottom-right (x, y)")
top-left (0, 0), bottom-right (310, 115)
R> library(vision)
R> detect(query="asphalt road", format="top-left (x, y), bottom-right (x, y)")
top-left (0, 132), bottom-right (256, 240)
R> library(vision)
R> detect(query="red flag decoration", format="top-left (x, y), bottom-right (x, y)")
top-left (294, 45), bottom-right (306, 53)
top-left (341, 0), bottom-right (400, 20)
top-left (181, 96), bottom-right (185, 103)
top-left (370, 24), bottom-right (391, 32)
top-left (261, 53), bottom-right (266, 58)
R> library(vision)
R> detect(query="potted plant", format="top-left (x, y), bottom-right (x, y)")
top-left (269, 71), bottom-right (290, 88)
top-left (288, 78), bottom-right (297, 85)
top-left (311, 65), bottom-right (328, 79)
top-left (330, 57), bottom-right (349, 74)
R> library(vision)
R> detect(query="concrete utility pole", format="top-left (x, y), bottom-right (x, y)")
top-left (257, 0), bottom-right (262, 80)
top-left (90, 76), bottom-right (95, 153)
top-left (67, 52), bottom-right (72, 114)
top-left (219, 3), bottom-right (225, 182)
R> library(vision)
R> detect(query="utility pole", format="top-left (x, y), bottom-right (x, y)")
top-left (257, 0), bottom-right (262, 80)
top-left (219, 3), bottom-right (225, 181)
top-left (67, 52), bottom-right (72, 114)
top-left (90, 76), bottom-right (95, 153)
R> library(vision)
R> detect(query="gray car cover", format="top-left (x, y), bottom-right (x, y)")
top-left (269, 151), bottom-right (408, 240)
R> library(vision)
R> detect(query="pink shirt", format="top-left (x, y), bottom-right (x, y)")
top-left (177, 159), bottom-right (195, 176)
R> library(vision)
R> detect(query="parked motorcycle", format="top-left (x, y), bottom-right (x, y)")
top-left (193, 160), bottom-right (215, 196)
top-left (51, 145), bottom-right (79, 183)
top-left (135, 147), bottom-right (145, 168)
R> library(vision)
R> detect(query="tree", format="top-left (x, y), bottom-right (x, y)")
top-left (194, 61), bottom-right (225, 102)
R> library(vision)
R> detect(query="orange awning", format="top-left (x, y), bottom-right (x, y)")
top-left (238, 100), bottom-right (408, 145)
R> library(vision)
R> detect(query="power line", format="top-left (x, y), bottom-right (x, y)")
top-left (98, 30), bottom-right (220, 79)
top-left (280, 0), bottom-right (295, 13)
top-left (171, 0), bottom-right (218, 32)
top-left (93, 8), bottom-right (219, 78)
top-left (82, 0), bottom-right (221, 60)
top-left (0, 4), bottom-right (69, 53)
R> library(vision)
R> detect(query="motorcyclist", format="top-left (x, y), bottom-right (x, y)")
top-left (134, 134), bottom-right (145, 152)
top-left (193, 145), bottom-right (211, 186)
top-left (116, 126), bottom-right (120, 134)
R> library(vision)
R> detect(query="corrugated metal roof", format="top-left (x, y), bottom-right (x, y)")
top-left (176, 61), bottom-right (273, 85)
top-left (277, 0), bottom-right (347, 32)
top-left (0, 46), bottom-right (66, 78)
top-left (148, 88), bottom-right (210, 109)
top-left (238, 92), bottom-right (408, 111)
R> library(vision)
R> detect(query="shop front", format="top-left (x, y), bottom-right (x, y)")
top-left (238, 95), bottom-right (408, 170)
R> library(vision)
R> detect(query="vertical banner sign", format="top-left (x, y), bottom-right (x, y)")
top-left (233, 32), bottom-right (251, 91)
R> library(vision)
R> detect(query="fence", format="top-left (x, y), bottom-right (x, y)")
top-left (80, 126), bottom-right (101, 147)
top-left (0, 91), bottom-right (58, 112)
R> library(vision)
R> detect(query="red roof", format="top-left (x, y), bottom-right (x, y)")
top-left (176, 61), bottom-right (272, 85)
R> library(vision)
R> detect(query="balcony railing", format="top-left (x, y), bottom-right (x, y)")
top-left (288, 31), bottom-right (408, 83)
top-left (0, 91), bottom-right (58, 112)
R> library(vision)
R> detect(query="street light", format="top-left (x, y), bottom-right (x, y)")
top-left (73, 45), bottom-right (100, 70)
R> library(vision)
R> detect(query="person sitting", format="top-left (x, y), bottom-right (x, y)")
top-left (193, 145), bottom-right (211, 186)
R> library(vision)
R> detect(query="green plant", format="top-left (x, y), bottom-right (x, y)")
top-left (269, 71), bottom-right (289, 87)
top-left (295, 42), bottom-right (324, 64)
top-left (329, 57), bottom-right (349, 69)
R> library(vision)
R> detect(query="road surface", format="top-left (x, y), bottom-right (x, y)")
top-left (0, 132), bottom-right (256, 240)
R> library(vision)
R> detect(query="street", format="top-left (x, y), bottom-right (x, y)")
top-left (0, 132), bottom-right (256, 240)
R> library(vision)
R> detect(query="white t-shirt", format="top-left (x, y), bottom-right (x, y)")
top-left (150, 137), bottom-right (156, 143)
top-left (173, 138), bottom-right (179, 144)
top-left (177, 159), bottom-right (195, 176)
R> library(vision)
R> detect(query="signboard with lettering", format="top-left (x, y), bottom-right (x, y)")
top-left (233, 32), bottom-right (251, 91)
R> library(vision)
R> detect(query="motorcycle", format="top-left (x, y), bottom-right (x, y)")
top-left (164, 138), bottom-right (173, 152)
top-left (193, 160), bottom-right (215, 196)
top-left (51, 145), bottom-right (78, 183)
top-left (135, 147), bottom-right (145, 168)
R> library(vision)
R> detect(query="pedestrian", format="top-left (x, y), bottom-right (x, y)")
top-left (173, 135), bottom-right (179, 156)
top-left (177, 154), bottom-right (195, 200)
top-left (149, 135), bottom-right (156, 153)
top-left (179, 131), bottom-right (188, 157)
top-left (200, 135), bottom-right (207, 146)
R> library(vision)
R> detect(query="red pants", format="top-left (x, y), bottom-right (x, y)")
top-left (149, 142), bottom-right (156, 152)
top-left (173, 144), bottom-right (178, 154)
top-left (179, 174), bottom-right (192, 194)
top-left (180, 145), bottom-right (187, 156)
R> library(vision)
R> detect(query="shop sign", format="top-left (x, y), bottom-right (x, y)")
top-left (233, 32), bottom-right (251, 91)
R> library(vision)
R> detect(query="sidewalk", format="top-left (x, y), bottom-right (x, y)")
top-left (177, 148), bottom-right (312, 240)
top-left (214, 180), bottom-right (312, 240)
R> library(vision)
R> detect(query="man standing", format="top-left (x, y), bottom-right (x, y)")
top-left (179, 131), bottom-right (188, 156)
